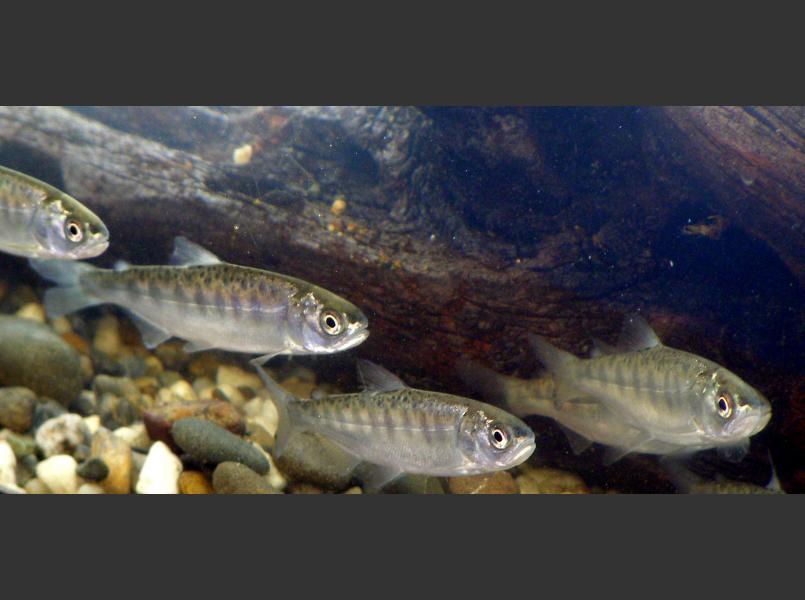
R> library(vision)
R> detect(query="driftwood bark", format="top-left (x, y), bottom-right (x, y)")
top-left (645, 106), bottom-right (805, 287)
top-left (0, 106), bottom-right (802, 490)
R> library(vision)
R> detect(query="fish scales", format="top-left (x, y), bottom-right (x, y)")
top-left (294, 391), bottom-right (468, 471)
top-left (0, 165), bottom-right (109, 259)
top-left (30, 236), bottom-right (369, 361)
top-left (528, 316), bottom-right (771, 450)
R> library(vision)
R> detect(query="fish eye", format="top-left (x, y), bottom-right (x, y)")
top-left (489, 424), bottom-right (510, 450)
top-left (716, 393), bottom-right (733, 419)
top-left (319, 310), bottom-right (343, 336)
top-left (64, 219), bottom-right (84, 243)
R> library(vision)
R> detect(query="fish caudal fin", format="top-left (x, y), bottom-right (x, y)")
top-left (456, 358), bottom-right (550, 418)
top-left (527, 334), bottom-right (577, 376)
top-left (253, 363), bottom-right (299, 458)
top-left (29, 259), bottom-right (100, 318)
top-left (28, 258), bottom-right (96, 286)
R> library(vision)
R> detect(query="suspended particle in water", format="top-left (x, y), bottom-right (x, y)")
top-left (233, 143), bottom-right (254, 165)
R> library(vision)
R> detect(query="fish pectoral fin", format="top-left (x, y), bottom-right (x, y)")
top-left (170, 236), bottom-right (222, 266)
top-left (126, 313), bottom-right (172, 349)
top-left (250, 352), bottom-right (281, 367)
top-left (358, 463), bottom-right (405, 493)
top-left (617, 314), bottom-right (662, 352)
top-left (557, 425), bottom-right (594, 455)
top-left (356, 359), bottom-right (408, 392)
top-left (602, 431), bottom-right (656, 466)
top-left (717, 440), bottom-right (750, 463)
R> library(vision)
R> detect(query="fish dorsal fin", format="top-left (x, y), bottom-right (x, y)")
top-left (590, 338), bottom-right (620, 357)
top-left (617, 314), bottom-right (662, 352)
top-left (170, 236), bottom-right (221, 266)
top-left (356, 359), bottom-right (407, 392)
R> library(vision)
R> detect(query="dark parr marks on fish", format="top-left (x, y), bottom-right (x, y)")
top-left (193, 287), bottom-right (207, 312)
top-left (419, 409), bottom-right (433, 444)
top-left (214, 289), bottom-right (226, 316)
top-left (614, 358), bottom-right (625, 389)
top-left (230, 292), bottom-right (242, 318)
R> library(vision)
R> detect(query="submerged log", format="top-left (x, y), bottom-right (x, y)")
top-left (0, 106), bottom-right (802, 489)
top-left (645, 106), bottom-right (805, 287)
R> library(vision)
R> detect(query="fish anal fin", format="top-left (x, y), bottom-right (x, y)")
top-left (358, 463), bottom-right (405, 493)
top-left (125, 313), bottom-right (172, 349)
top-left (557, 424), bottom-right (594, 455)
top-left (602, 431), bottom-right (656, 466)
top-left (170, 237), bottom-right (222, 266)
top-left (356, 359), bottom-right (407, 392)
top-left (617, 314), bottom-right (662, 352)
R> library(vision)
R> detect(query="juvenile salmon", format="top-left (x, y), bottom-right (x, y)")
top-left (29, 237), bottom-right (368, 363)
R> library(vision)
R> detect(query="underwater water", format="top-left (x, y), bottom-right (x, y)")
top-left (0, 105), bottom-right (802, 494)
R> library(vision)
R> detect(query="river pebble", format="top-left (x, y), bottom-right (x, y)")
top-left (36, 455), bottom-right (79, 494)
top-left (0, 387), bottom-right (37, 432)
top-left (135, 441), bottom-right (183, 494)
top-left (35, 413), bottom-right (91, 457)
top-left (212, 461), bottom-right (278, 494)
top-left (0, 316), bottom-right (83, 405)
top-left (172, 417), bottom-right (269, 474)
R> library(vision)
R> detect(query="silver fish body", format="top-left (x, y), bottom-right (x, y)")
top-left (529, 315), bottom-right (772, 452)
top-left (457, 360), bottom-right (685, 458)
top-left (258, 360), bottom-right (536, 490)
top-left (29, 237), bottom-right (368, 362)
top-left (0, 165), bottom-right (109, 259)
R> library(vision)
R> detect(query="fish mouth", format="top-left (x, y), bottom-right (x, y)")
top-left (74, 238), bottom-right (110, 259)
top-left (508, 440), bottom-right (536, 467)
top-left (337, 327), bottom-right (369, 351)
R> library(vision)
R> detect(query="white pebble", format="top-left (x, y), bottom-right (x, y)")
top-left (0, 440), bottom-right (17, 487)
top-left (169, 379), bottom-right (197, 402)
top-left (24, 478), bottom-right (50, 494)
top-left (83, 415), bottom-right (101, 435)
top-left (78, 483), bottom-right (106, 494)
top-left (135, 441), bottom-right (183, 494)
top-left (15, 302), bottom-right (46, 322)
top-left (113, 422), bottom-right (150, 448)
top-left (35, 414), bottom-right (90, 457)
top-left (36, 455), bottom-right (79, 494)
top-left (216, 365), bottom-right (263, 390)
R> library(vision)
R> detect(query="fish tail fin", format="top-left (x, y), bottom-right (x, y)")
top-left (28, 259), bottom-right (100, 318)
top-left (527, 334), bottom-right (577, 376)
top-left (253, 361), bottom-right (299, 458)
top-left (456, 358), bottom-right (552, 418)
top-left (28, 258), bottom-right (96, 286)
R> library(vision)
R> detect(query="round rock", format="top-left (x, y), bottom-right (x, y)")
top-left (0, 316), bottom-right (83, 406)
top-left (212, 462), bottom-right (278, 494)
top-left (35, 413), bottom-right (91, 457)
top-left (36, 455), bottom-right (79, 494)
top-left (0, 387), bottom-right (37, 433)
top-left (172, 418), bottom-right (268, 475)
top-left (76, 457), bottom-right (110, 482)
